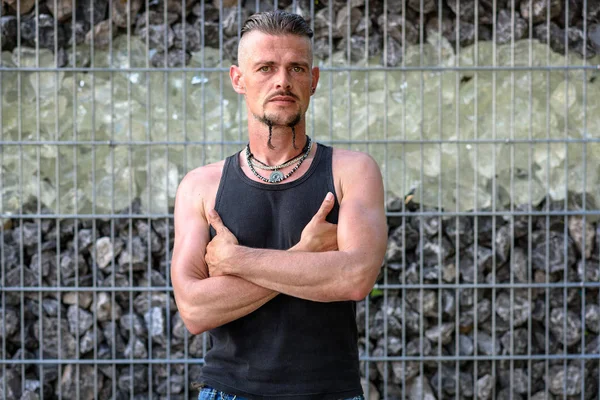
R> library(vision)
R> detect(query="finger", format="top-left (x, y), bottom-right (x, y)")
top-left (208, 209), bottom-right (229, 234)
top-left (314, 192), bottom-right (335, 221)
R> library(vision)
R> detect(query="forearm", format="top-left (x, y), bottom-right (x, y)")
top-left (178, 274), bottom-right (276, 334)
top-left (223, 247), bottom-right (377, 302)
top-left (178, 242), bottom-right (313, 334)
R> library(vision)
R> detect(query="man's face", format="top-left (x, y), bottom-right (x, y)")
top-left (231, 31), bottom-right (319, 127)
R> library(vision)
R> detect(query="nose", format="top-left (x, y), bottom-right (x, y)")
top-left (275, 69), bottom-right (292, 90)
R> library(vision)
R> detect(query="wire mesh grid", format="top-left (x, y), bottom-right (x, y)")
top-left (1, 0), bottom-right (600, 399)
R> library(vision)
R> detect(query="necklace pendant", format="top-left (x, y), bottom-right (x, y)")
top-left (269, 170), bottom-right (285, 183)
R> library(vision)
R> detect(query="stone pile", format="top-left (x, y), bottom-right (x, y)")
top-left (1, 0), bottom-right (600, 66)
top-left (0, 194), bottom-right (599, 398)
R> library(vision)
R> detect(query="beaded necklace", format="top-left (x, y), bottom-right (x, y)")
top-left (245, 136), bottom-right (313, 183)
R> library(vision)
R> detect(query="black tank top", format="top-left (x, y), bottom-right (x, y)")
top-left (199, 144), bottom-right (362, 399)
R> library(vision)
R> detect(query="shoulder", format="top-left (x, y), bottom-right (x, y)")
top-left (330, 147), bottom-right (383, 200)
top-left (331, 147), bottom-right (382, 179)
top-left (175, 159), bottom-right (226, 215)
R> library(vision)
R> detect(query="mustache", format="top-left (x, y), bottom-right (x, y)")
top-left (266, 91), bottom-right (299, 101)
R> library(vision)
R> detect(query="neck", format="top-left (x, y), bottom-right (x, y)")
top-left (247, 121), bottom-right (309, 165)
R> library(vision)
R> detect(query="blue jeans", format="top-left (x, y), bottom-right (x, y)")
top-left (198, 386), bottom-right (365, 400)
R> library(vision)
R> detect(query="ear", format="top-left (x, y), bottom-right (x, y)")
top-left (311, 66), bottom-right (320, 96)
top-left (230, 65), bottom-right (246, 94)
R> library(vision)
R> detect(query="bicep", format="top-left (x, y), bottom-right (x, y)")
top-left (336, 155), bottom-right (387, 263)
top-left (171, 177), bottom-right (210, 287)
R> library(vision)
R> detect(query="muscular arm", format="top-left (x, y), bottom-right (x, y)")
top-left (171, 168), bottom-right (338, 335)
top-left (206, 152), bottom-right (387, 303)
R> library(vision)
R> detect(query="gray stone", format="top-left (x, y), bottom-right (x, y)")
top-left (117, 365), bottom-right (148, 393)
top-left (459, 245), bottom-right (493, 283)
top-left (125, 336), bottom-right (148, 359)
top-left (67, 305), bottom-right (94, 336)
top-left (430, 366), bottom-right (473, 396)
top-left (118, 236), bottom-right (148, 272)
top-left (406, 374), bottom-right (436, 400)
top-left (335, 5), bottom-right (363, 36)
top-left (6, 266), bottom-right (38, 287)
top-left (120, 312), bottom-right (147, 339)
top-left (151, 49), bottom-right (191, 68)
top-left (568, 216), bottom-right (595, 259)
top-left (391, 361), bottom-right (420, 383)
top-left (386, 222), bottom-right (420, 263)
top-left (12, 222), bottom-right (38, 247)
top-left (57, 364), bottom-right (104, 400)
top-left (34, 316), bottom-right (77, 359)
top-left (0, 307), bottom-right (19, 338)
top-left (578, 258), bottom-right (600, 281)
top-left (407, 0), bottom-right (436, 14)
top-left (530, 391), bottom-right (555, 400)
top-left (500, 328), bottom-right (529, 355)
top-left (496, 291), bottom-right (531, 327)
top-left (476, 373), bottom-right (495, 400)
top-left (76, 0), bottom-right (108, 25)
top-left (313, 8), bottom-right (342, 40)
top-left (93, 292), bottom-right (122, 322)
top-left (95, 237), bottom-right (124, 270)
top-left (138, 24), bottom-right (174, 52)
top-left (60, 251), bottom-right (88, 282)
top-left (496, 9), bottom-right (528, 44)
top-left (63, 291), bottom-right (93, 309)
top-left (86, 20), bottom-right (116, 49)
top-left (144, 306), bottom-right (166, 346)
top-left (499, 368), bottom-right (529, 394)
top-left (550, 308), bottom-right (582, 346)
top-left (496, 388), bottom-right (523, 400)
top-left (29, 250), bottom-right (56, 278)
top-left (20, 390), bottom-right (39, 400)
top-left (20, 14), bottom-right (68, 50)
top-left (416, 236), bottom-right (454, 268)
top-left (80, 329), bottom-right (97, 354)
top-left (520, 0), bottom-right (562, 24)
top-left (532, 232), bottom-right (576, 272)
top-left (64, 19), bottom-right (90, 45)
top-left (382, 37), bottom-right (403, 67)
top-left (134, 292), bottom-right (175, 315)
top-left (477, 331), bottom-right (501, 355)
top-left (42, 297), bottom-right (61, 317)
top-left (377, 336), bottom-right (403, 355)
top-left (590, 24), bottom-right (600, 52)
top-left (378, 14), bottom-right (419, 46)
top-left (443, 216), bottom-right (473, 249)
top-left (547, 365), bottom-right (582, 396)
top-left (112, 0), bottom-right (143, 27)
top-left (1, 16), bottom-right (18, 50)
top-left (586, 304), bottom-right (600, 333)
top-left (425, 322), bottom-right (454, 345)
top-left (0, 369), bottom-right (21, 399)
top-left (173, 22), bottom-right (202, 53)
top-left (405, 290), bottom-right (438, 317)
top-left (511, 247), bottom-right (529, 283)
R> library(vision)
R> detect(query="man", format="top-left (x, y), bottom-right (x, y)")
top-left (171, 10), bottom-right (387, 400)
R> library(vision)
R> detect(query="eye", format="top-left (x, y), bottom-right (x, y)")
top-left (292, 66), bottom-right (303, 73)
top-left (259, 66), bottom-right (271, 72)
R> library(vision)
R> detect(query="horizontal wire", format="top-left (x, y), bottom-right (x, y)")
top-left (4, 353), bottom-right (600, 365)
top-left (3, 137), bottom-right (600, 146)
top-left (3, 209), bottom-right (600, 219)
top-left (0, 65), bottom-right (599, 72)
top-left (2, 281), bottom-right (599, 292)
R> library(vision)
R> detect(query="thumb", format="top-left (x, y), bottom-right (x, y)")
top-left (314, 192), bottom-right (335, 221)
top-left (208, 209), bottom-right (229, 234)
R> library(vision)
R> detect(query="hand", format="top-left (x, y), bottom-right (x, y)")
top-left (206, 209), bottom-right (239, 277)
top-left (296, 192), bottom-right (338, 252)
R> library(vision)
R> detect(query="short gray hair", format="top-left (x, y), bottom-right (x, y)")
top-left (240, 10), bottom-right (313, 40)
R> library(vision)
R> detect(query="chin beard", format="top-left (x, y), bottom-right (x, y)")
top-left (256, 113), bottom-right (302, 150)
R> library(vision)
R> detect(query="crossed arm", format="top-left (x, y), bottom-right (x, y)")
top-left (171, 153), bottom-right (387, 335)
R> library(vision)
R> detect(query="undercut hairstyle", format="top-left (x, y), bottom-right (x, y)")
top-left (240, 10), bottom-right (313, 40)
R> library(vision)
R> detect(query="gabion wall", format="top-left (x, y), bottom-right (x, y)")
top-left (1, 0), bottom-right (600, 399)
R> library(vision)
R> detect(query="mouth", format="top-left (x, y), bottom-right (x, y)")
top-left (268, 96), bottom-right (296, 103)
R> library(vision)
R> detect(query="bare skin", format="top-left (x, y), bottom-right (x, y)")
top-left (171, 31), bottom-right (387, 335)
